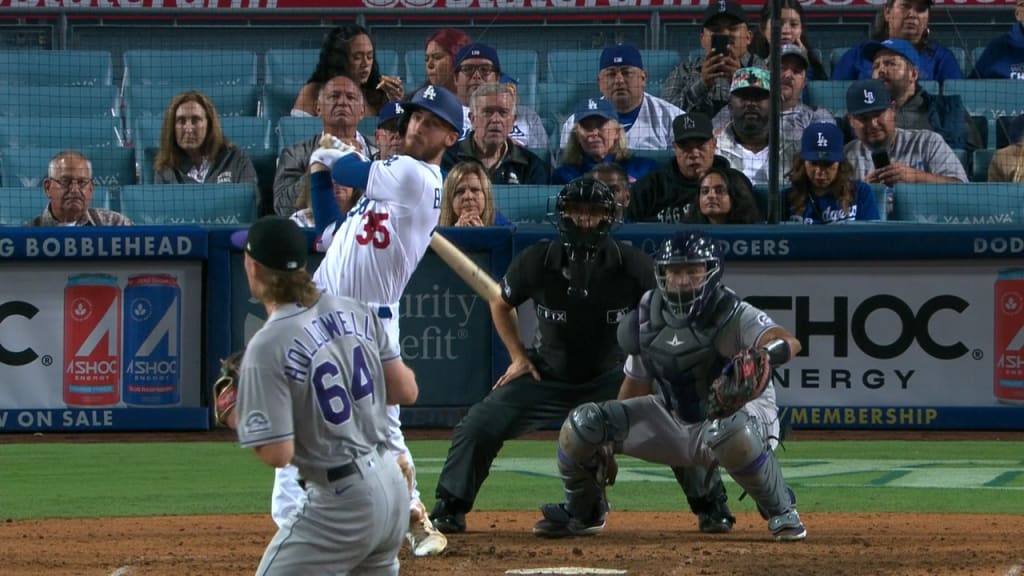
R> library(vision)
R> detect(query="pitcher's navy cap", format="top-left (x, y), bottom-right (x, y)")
top-left (231, 216), bottom-right (307, 272)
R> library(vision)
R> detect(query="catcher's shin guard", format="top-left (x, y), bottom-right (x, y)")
top-left (556, 402), bottom-right (628, 523)
top-left (705, 411), bottom-right (792, 519)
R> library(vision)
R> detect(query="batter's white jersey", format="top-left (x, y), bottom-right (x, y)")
top-left (313, 155), bottom-right (443, 307)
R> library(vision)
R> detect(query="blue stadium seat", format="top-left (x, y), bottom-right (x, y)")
top-left (1, 147), bottom-right (135, 193)
top-left (0, 86), bottom-right (119, 118)
top-left (805, 80), bottom-right (852, 115)
top-left (0, 186), bottom-right (111, 225)
top-left (952, 148), bottom-right (971, 176)
top-left (640, 50), bottom-right (681, 82)
top-left (830, 47), bottom-right (851, 74)
top-left (119, 183), bottom-right (256, 225)
top-left (0, 50), bottom-right (112, 87)
top-left (277, 116), bottom-right (322, 151)
top-left (537, 82), bottom-right (593, 120)
top-left (121, 50), bottom-right (258, 89)
top-left (871, 184), bottom-right (887, 222)
top-left (376, 49), bottom-right (400, 78)
top-left (501, 49), bottom-right (540, 82)
top-left (0, 117), bottom-right (123, 148)
top-left (122, 85), bottom-right (259, 124)
top-left (970, 46), bottom-right (986, 77)
top-left (547, 49), bottom-right (603, 83)
top-left (893, 182), bottom-right (1024, 223)
top-left (948, 46), bottom-right (967, 78)
top-left (944, 79), bottom-right (1023, 119)
top-left (972, 148), bottom-right (995, 183)
top-left (493, 184), bottom-right (561, 223)
top-left (130, 116), bottom-right (163, 150)
top-left (637, 148), bottom-right (675, 167)
top-left (264, 49), bottom-right (319, 85)
top-left (221, 117), bottom-right (273, 150)
top-left (262, 83), bottom-right (304, 123)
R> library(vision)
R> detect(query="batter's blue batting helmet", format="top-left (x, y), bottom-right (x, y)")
top-left (403, 84), bottom-right (463, 134)
top-left (655, 231), bottom-right (723, 319)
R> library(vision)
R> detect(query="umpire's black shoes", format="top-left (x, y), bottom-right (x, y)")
top-left (533, 502), bottom-right (607, 538)
top-left (430, 498), bottom-right (466, 534)
top-left (699, 512), bottom-right (735, 533)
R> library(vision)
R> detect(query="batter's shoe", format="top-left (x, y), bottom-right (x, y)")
top-left (532, 503), bottom-right (607, 538)
top-left (429, 497), bottom-right (467, 534)
top-left (769, 510), bottom-right (807, 542)
top-left (407, 501), bottom-right (448, 557)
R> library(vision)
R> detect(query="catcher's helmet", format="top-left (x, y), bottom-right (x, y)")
top-left (401, 84), bottom-right (463, 134)
top-left (655, 231), bottom-right (723, 319)
top-left (552, 175), bottom-right (618, 254)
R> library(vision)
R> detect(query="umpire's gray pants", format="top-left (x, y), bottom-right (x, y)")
top-left (256, 450), bottom-right (408, 576)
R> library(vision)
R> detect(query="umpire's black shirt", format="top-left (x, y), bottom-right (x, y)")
top-left (500, 238), bottom-right (655, 384)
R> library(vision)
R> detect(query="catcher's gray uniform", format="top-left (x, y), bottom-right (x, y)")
top-left (542, 286), bottom-right (805, 540)
top-left (237, 294), bottom-right (408, 575)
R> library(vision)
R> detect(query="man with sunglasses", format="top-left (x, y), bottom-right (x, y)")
top-left (29, 150), bottom-right (132, 227)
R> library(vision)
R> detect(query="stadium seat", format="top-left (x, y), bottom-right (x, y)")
top-left (221, 117), bottom-right (273, 150)
top-left (262, 83), bottom-right (304, 123)
top-left (501, 49), bottom-right (540, 83)
top-left (970, 46), bottom-right (986, 77)
top-left (952, 148), bottom-right (971, 176)
top-left (130, 116), bottom-right (163, 150)
top-left (637, 148), bottom-right (675, 167)
top-left (0, 147), bottom-right (135, 193)
top-left (357, 116), bottom-right (379, 145)
top-left (892, 182), bottom-right (1024, 223)
top-left (871, 184), bottom-right (888, 222)
top-left (493, 184), bottom-right (561, 223)
top-left (640, 50), bottom-right (681, 82)
top-left (0, 50), bottom-right (113, 87)
top-left (547, 49), bottom-right (603, 83)
top-left (995, 115), bottom-right (1021, 149)
top-left (277, 116), bottom-right (322, 151)
top-left (122, 84), bottom-right (259, 125)
top-left (972, 148), bottom-right (995, 183)
top-left (0, 186), bottom-right (111, 225)
top-left (249, 149), bottom-right (279, 218)
top-left (537, 82), bottom-right (593, 120)
top-left (264, 49), bottom-right (319, 85)
top-left (830, 47), bottom-right (851, 74)
top-left (119, 183), bottom-right (257, 225)
top-left (944, 79), bottom-right (1023, 119)
top-left (404, 50), bottom-right (425, 89)
top-left (0, 117), bottom-right (123, 148)
top-left (121, 49), bottom-right (259, 89)
top-left (948, 46), bottom-right (967, 78)
top-left (376, 49), bottom-right (400, 78)
top-left (805, 80), bottom-right (852, 115)
top-left (0, 86), bottom-right (119, 118)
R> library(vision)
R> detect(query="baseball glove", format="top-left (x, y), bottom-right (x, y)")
top-left (707, 349), bottom-right (771, 419)
top-left (213, 349), bottom-right (244, 428)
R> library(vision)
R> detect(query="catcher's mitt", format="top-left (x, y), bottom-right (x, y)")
top-left (213, 349), bottom-right (244, 428)
top-left (707, 349), bottom-right (771, 419)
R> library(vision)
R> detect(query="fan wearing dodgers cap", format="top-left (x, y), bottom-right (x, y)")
top-left (265, 84), bottom-right (464, 559)
top-left (372, 100), bottom-right (405, 161)
top-left (784, 122), bottom-right (880, 224)
top-left (661, 0), bottom-right (763, 118)
top-left (844, 78), bottom-right (968, 193)
top-left (553, 97), bottom-right (660, 185)
top-left (865, 39), bottom-right (981, 151)
top-left (558, 44), bottom-right (684, 151)
top-left (230, 215), bottom-right (418, 574)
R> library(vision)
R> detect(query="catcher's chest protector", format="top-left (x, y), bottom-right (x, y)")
top-left (639, 289), bottom-right (740, 419)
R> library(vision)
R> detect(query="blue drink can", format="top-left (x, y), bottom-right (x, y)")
top-left (122, 274), bottom-right (181, 406)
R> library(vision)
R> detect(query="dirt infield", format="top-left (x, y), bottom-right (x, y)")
top-left (3, 511), bottom-right (1022, 575)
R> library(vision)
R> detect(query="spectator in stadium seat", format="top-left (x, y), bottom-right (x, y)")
top-left (289, 181), bottom-right (362, 228)
top-left (682, 166), bottom-right (761, 224)
top-left (867, 39), bottom-right (981, 151)
top-left (844, 79), bottom-right (968, 211)
top-left (552, 98), bottom-right (658, 185)
top-left (988, 115), bottom-right (1024, 182)
top-left (437, 161), bottom-right (510, 227)
top-left (30, 150), bottom-right (132, 227)
top-left (786, 122), bottom-right (880, 224)
top-left (559, 44), bottom-right (684, 150)
top-left (750, 0), bottom-right (828, 81)
top-left (442, 82), bottom-right (549, 185)
top-left (661, 1), bottom-right (763, 119)
top-left (714, 68), bottom-right (796, 187)
top-left (627, 112), bottom-right (752, 223)
top-left (588, 162), bottom-right (632, 217)
top-left (713, 44), bottom-right (834, 140)
top-left (372, 100), bottom-right (404, 161)
top-left (971, 0), bottom-right (1024, 79)
top-left (153, 91), bottom-right (258, 188)
top-left (291, 24), bottom-right (403, 117)
top-left (832, 0), bottom-right (962, 83)
top-left (451, 43), bottom-right (548, 149)
top-left (273, 75), bottom-right (371, 216)
top-left (422, 28), bottom-right (472, 93)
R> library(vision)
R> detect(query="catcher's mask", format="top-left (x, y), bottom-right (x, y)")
top-left (655, 231), bottom-right (722, 319)
top-left (549, 176), bottom-right (620, 297)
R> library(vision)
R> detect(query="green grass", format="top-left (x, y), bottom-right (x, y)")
top-left (1, 440), bottom-right (1022, 520)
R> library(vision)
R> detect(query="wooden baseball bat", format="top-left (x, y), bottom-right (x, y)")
top-left (430, 231), bottom-right (503, 303)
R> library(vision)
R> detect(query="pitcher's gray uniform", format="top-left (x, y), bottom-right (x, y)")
top-left (237, 294), bottom-right (409, 575)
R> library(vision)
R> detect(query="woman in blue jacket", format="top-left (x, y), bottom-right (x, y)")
top-left (785, 123), bottom-right (880, 224)
top-left (971, 3), bottom-right (1024, 79)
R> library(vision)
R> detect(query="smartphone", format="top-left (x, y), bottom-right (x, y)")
top-left (711, 33), bottom-right (731, 56)
top-left (871, 150), bottom-right (891, 170)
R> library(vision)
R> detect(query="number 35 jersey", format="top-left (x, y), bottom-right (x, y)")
top-left (314, 155), bottom-right (443, 306)
top-left (236, 294), bottom-right (399, 474)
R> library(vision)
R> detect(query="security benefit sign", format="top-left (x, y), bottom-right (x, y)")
top-left (230, 251), bottom-right (492, 406)
top-left (0, 263), bottom-right (204, 431)
top-left (728, 262), bottom-right (1022, 429)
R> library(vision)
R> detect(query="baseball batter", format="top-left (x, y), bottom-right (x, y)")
top-left (231, 215), bottom-right (418, 575)
top-left (269, 83), bottom-right (462, 557)
top-left (534, 232), bottom-right (808, 542)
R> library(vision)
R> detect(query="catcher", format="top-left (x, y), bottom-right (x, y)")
top-left (533, 231), bottom-right (807, 542)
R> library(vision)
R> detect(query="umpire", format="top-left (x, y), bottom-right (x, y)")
top-left (429, 176), bottom-right (733, 535)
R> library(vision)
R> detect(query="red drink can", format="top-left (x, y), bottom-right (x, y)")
top-left (995, 269), bottom-right (1024, 404)
top-left (63, 274), bottom-right (121, 407)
